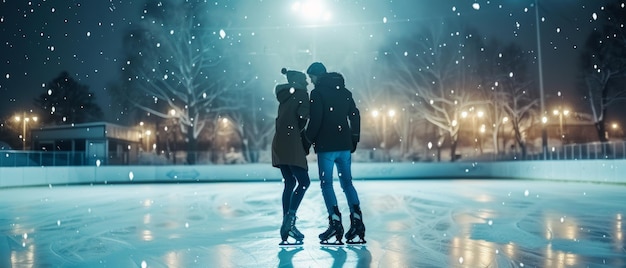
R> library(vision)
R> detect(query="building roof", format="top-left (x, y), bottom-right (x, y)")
top-left (32, 122), bottom-right (141, 142)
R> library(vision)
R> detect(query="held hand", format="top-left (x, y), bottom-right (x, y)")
top-left (301, 132), bottom-right (311, 155)
top-left (351, 140), bottom-right (358, 153)
top-left (303, 140), bottom-right (311, 155)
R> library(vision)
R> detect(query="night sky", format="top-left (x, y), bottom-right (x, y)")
top-left (0, 0), bottom-right (618, 124)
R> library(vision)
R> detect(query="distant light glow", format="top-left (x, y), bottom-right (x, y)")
top-left (291, 1), bottom-right (332, 23)
top-left (472, 3), bottom-right (480, 10)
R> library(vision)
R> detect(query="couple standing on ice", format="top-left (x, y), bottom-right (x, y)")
top-left (271, 62), bottom-right (366, 246)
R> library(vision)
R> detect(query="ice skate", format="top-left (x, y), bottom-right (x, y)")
top-left (319, 212), bottom-right (344, 245)
top-left (279, 212), bottom-right (304, 246)
top-left (345, 205), bottom-right (366, 244)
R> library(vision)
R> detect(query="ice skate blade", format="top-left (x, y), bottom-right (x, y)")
top-left (346, 239), bottom-right (367, 245)
top-left (279, 240), bottom-right (303, 247)
top-left (320, 240), bottom-right (344, 246)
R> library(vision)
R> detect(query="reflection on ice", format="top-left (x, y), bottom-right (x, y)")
top-left (0, 180), bottom-right (624, 267)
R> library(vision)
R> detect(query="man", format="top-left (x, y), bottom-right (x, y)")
top-left (305, 62), bottom-right (366, 245)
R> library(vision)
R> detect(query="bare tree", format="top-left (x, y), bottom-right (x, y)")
top-left (579, 3), bottom-right (626, 142)
top-left (34, 71), bottom-right (103, 125)
top-left (113, 1), bottom-right (240, 164)
top-left (380, 22), bottom-right (487, 161)
top-left (341, 57), bottom-right (400, 159)
top-left (480, 42), bottom-right (537, 158)
top-left (225, 77), bottom-right (275, 163)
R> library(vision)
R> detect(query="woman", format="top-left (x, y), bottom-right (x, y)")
top-left (271, 67), bottom-right (311, 245)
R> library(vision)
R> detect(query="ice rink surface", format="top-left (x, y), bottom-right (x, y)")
top-left (1, 179), bottom-right (625, 267)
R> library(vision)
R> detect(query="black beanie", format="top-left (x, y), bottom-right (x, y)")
top-left (306, 62), bottom-right (327, 76)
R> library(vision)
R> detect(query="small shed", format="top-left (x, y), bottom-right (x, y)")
top-left (31, 122), bottom-right (142, 165)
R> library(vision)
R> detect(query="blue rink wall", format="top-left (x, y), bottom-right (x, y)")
top-left (0, 160), bottom-right (624, 188)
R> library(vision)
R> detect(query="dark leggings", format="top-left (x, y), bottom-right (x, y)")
top-left (279, 165), bottom-right (311, 215)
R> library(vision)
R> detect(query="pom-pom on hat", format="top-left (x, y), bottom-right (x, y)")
top-left (281, 68), bottom-right (307, 86)
top-left (306, 62), bottom-right (327, 76)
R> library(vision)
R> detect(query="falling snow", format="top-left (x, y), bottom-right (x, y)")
top-left (0, 0), bottom-right (623, 180)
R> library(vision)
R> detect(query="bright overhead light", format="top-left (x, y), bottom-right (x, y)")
top-left (292, 1), bottom-right (332, 22)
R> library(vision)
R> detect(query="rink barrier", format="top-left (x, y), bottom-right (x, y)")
top-left (0, 160), bottom-right (624, 188)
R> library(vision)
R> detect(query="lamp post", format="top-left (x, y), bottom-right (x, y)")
top-left (138, 121), bottom-right (145, 151)
top-left (371, 108), bottom-right (395, 161)
top-left (14, 112), bottom-right (38, 150)
top-left (145, 130), bottom-right (152, 152)
top-left (552, 108), bottom-right (569, 142)
top-left (461, 108), bottom-right (484, 154)
top-left (534, 0), bottom-right (548, 159)
top-left (164, 109), bottom-right (178, 163)
top-left (138, 121), bottom-right (154, 152)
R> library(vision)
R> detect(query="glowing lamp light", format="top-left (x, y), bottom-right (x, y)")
top-left (292, 1), bottom-right (332, 22)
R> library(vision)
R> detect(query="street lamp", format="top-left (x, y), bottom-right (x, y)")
top-left (371, 108), bottom-right (395, 149)
top-left (552, 108), bottom-right (569, 142)
top-left (14, 112), bottom-right (38, 150)
top-left (533, 0), bottom-right (548, 159)
top-left (138, 121), bottom-right (153, 152)
top-left (461, 108), bottom-right (484, 154)
top-left (371, 108), bottom-right (396, 161)
top-left (145, 130), bottom-right (152, 152)
top-left (164, 109), bottom-right (178, 163)
top-left (138, 121), bottom-right (145, 151)
top-left (610, 123), bottom-right (622, 139)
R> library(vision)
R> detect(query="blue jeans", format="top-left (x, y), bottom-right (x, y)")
top-left (317, 150), bottom-right (360, 215)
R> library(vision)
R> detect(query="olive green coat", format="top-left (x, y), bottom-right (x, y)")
top-left (271, 83), bottom-right (310, 170)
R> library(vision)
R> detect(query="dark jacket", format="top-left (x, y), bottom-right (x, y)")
top-left (306, 72), bottom-right (360, 153)
top-left (271, 82), bottom-right (310, 170)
